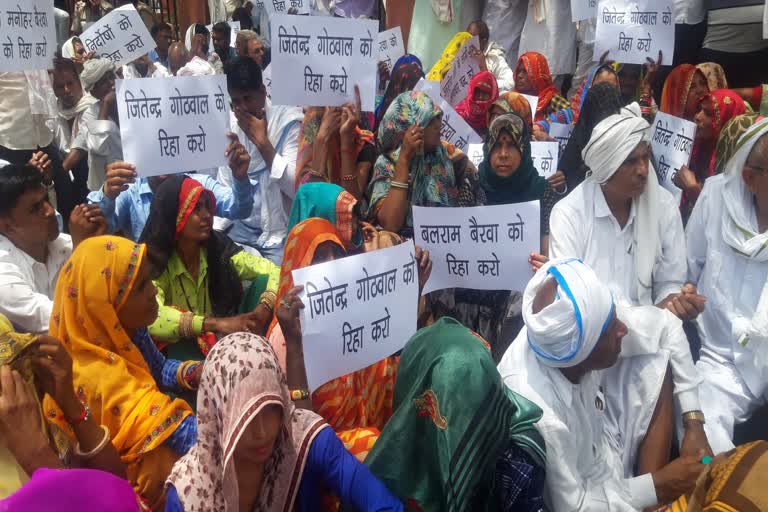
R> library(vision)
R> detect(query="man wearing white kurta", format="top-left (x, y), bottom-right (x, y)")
top-left (548, 107), bottom-right (709, 472)
top-left (499, 259), bottom-right (709, 510)
top-left (686, 119), bottom-right (768, 454)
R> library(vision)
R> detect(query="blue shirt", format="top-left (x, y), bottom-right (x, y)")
top-left (131, 329), bottom-right (197, 455)
top-left (164, 426), bottom-right (403, 512)
top-left (148, 48), bottom-right (169, 69)
top-left (87, 173), bottom-right (254, 241)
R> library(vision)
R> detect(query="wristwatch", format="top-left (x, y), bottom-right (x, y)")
top-left (682, 411), bottom-right (705, 424)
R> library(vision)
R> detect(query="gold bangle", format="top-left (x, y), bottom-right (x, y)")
top-left (259, 290), bottom-right (277, 312)
top-left (290, 389), bottom-right (309, 401)
top-left (683, 411), bottom-right (705, 424)
top-left (341, 174), bottom-right (357, 182)
top-left (390, 180), bottom-right (409, 190)
top-left (74, 425), bottom-right (111, 459)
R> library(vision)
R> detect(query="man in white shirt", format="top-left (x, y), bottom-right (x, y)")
top-left (121, 54), bottom-right (172, 79)
top-left (218, 57), bottom-right (303, 264)
top-left (466, 20), bottom-right (516, 92)
top-left (168, 42), bottom-right (216, 77)
top-left (0, 164), bottom-right (105, 333)
top-left (79, 59), bottom-right (123, 192)
top-left (548, 107), bottom-right (709, 471)
top-left (686, 119), bottom-right (768, 453)
top-left (499, 258), bottom-right (709, 511)
top-left (550, 105), bottom-right (705, 317)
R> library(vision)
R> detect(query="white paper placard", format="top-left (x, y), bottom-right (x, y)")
top-left (413, 203), bottom-right (541, 294)
top-left (80, 5), bottom-right (156, 68)
top-left (549, 123), bottom-right (574, 158)
top-left (260, 0), bottom-right (311, 15)
top-left (467, 143), bottom-right (485, 167)
top-left (292, 241), bottom-right (418, 391)
top-left (594, 0), bottom-right (675, 65)
top-left (522, 94), bottom-right (538, 124)
top-left (414, 78), bottom-right (482, 152)
top-left (572, 0), bottom-right (598, 21)
top-left (531, 141), bottom-right (559, 178)
top-left (263, 64), bottom-right (272, 98)
top-left (0, 1), bottom-right (57, 72)
top-left (650, 111), bottom-right (694, 202)
top-left (439, 36), bottom-right (481, 107)
top-left (116, 75), bottom-right (231, 177)
top-left (270, 15), bottom-right (378, 111)
top-left (207, 21), bottom-right (240, 48)
top-left (377, 26), bottom-right (404, 70)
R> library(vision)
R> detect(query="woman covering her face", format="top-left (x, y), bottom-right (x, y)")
top-left (368, 91), bottom-right (458, 236)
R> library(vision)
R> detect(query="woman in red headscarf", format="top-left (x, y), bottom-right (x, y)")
top-left (513, 52), bottom-right (569, 122)
top-left (454, 71), bottom-right (499, 135)
top-left (674, 89), bottom-right (749, 219)
top-left (660, 64), bottom-right (710, 121)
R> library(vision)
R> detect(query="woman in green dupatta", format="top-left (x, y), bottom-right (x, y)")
top-left (365, 317), bottom-right (546, 512)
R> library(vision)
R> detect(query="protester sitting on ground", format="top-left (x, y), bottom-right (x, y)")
top-left (713, 112), bottom-right (766, 174)
top-left (295, 87), bottom-right (376, 199)
top-left (167, 42), bottom-right (215, 77)
top-left (374, 54), bottom-right (424, 132)
top-left (366, 317), bottom-right (547, 511)
top-left (60, 36), bottom-right (94, 72)
top-left (454, 71), bottom-right (499, 135)
top-left (466, 20), bottom-right (516, 92)
top-left (88, 132), bottom-right (254, 241)
top-left (368, 91), bottom-right (458, 237)
top-left (78, 58), bottom-right (123, 192)
top-left (675, 89), bottom-right (749, 220)
top-left (165, 332), bottom-right (404, 512)
top-left (235, 30), bottom-right (266, 69)
top-left (0, 314), bottom-right (127, 497)
top-left (0, 164), bottom-right (106, 333)
top-left (184, 24), bottom-right (223, 74)
top-left (499, 259), bottom-right (709, 511)
top-left (550, 104), bottom-right (704, 319)
top-left (429, 113), bottom-right (561, 358)
top-left (121, 54), bottom-right (171, 79)
top-left (43, 236), bottom-right (200, 508)
top-left (140, 176), bottom-right (280, 361)
top-left (268, 218), bottom-right (430, 438)
top-left (51, 57), bottom-right (98, 202)
top-left (686, 119), bottom-right (768, 454)
top-left (558, 82), bottom-right (623, 190)
top-left (549, 109), bottom-right (711, 484)
top-left (0, 468), bottom-right (142, 511)
top-left (660, 64), bottom-right (710, 121)
top-left (148, 22), bottom-right (174, 69)
top-left (211, 21), bottom-right (237, 65)
top-left (514, 52), bottom-right (569, 123)
top-left (217, 57), bottom-right (303, 264)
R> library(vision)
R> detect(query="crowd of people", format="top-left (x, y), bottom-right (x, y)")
top-left (1, 0), bottom-right (768, 511)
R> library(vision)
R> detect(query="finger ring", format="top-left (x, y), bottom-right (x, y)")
top-left (280, 299), bottom-right (291, 309)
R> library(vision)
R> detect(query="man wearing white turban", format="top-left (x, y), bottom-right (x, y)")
top-left (77, 59), bottom-right (123, 192)
top-left (499, 258), bottom-right (709, 511)
top-left (686, 119), bottom-right (768, 454)
top-left (544, 104), bottom-right (710, 487)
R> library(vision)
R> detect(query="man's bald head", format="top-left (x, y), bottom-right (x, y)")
top-left (168, 42), bottom-right (190, 76)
